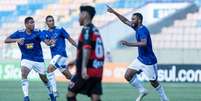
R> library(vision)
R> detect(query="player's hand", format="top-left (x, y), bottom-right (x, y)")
top-left (106, 4), bottom-right (115, 13)
top-left (81, 68), bottom-right (89, 80)
top-left (16, 38), bottom-right (24, 45)
top-left (120, 40), bottom-right (128, 46)
top-left (49, 39), bottom-right (56, 46)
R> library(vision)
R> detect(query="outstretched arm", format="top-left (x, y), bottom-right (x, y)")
top-left (107, 5), bottom-right (133, 27)
top-left (120, 39), bottom-right (147, 47)
top-left (4, 37), bottom-right (24, 45)
top-left (67, 37), bottom-right (77, 48)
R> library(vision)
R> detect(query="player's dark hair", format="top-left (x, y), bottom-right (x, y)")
top-left (80, 5), bottom-right (96, 20)
top-left (24, 17), bottom-right (33, 24)
top-left (133, 13), bottom-right (143, 22)
top-left (46, 15), bottom-right (54, 22)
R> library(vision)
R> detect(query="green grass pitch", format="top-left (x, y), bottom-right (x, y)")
top-left (0, 81), bottom-right (201, 101)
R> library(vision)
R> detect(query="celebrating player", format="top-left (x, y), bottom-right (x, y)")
top-left (41, 15), bottom-right (77, 100)
top-left (107, 5), bottom-right (169, 101)
top-left (4, 17), bottom-right (54, 101)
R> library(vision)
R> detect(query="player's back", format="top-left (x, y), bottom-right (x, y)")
top-left (76, 23), bottom-right (104, 78)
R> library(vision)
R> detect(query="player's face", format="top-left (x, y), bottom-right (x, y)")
top-left (131, 15), bottom-right (139, 29)
top-left (46, 17), bottom-right (55, 28)
top-left (79, 11), bottom-right (87, 26)
top-left (25, 19), bottom-right (35, 31)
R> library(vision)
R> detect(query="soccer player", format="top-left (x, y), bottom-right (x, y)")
top-left (4, 17), bottom-right (55, 101)
top-left (66, 5), bottom-right (104, 101)
top-left (107, 5), bottom-right (169, 101)
top-left (41, 15), bottom-right (77, 99)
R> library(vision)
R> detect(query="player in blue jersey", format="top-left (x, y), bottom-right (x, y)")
top-left (4, 17), bottom-right (55, 101)
top-left (107, 5), bottom-right (169, 101)
top-left (41, 15), bottom-right (77, 99)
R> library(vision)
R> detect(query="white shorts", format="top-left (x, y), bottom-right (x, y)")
top-left (49, 55), bottom-right (67, 72)
top-left (21, 59), bottom-right (46, 75)
top-left (127, 58), bottom-right (158, 81)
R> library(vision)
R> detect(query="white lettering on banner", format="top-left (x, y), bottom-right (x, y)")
top-left (113, 67), bottom-right (125, 78)
top-left (157, 66), bottom-right (201, 82)
top-left (3, 65), bottom-right (21, 79)
top-left (103, 69), bottom-right (113, 77)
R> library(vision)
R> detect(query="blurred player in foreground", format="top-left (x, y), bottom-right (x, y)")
top-left (66, 5), bottom-right (105, 101)
top-left (41, 15), bottom-right (77, 100)
top-left (4, 17), bottom-right (54, 101)
top-left (107, 5), bottom-right (169, 101)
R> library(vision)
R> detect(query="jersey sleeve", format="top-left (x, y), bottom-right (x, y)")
top-left (39, 31), bottom-right (48, 41)
top-left (82, 27), bottom-right (92, 49)
top-left (139, 29), bottom-right (148, 40)
top-left (9, 31), bottom-right (20, 39)
top-left (61, 27), bottom-right (69, 39)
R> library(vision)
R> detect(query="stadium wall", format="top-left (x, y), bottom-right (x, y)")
top-left (0, 61), bottom-right (201, 83)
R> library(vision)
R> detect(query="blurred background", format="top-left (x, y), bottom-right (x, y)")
top-left (0, 0), bottom-right (201, 101)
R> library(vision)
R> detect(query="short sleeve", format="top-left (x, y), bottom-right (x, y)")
top-left (139, 28), bottom-right (148, 40)
top-left (61, 27), bottom-right (69, 39)
top-left (39, 31), bottom-right (49, 41)
top-left (82, 27), bottom-right (92, 49)
top-left (9, 31), bottom-right (20, 39)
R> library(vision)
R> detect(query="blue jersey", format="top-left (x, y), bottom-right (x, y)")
top-left (134, 25), bottom-right (157, 65)
top-left (9, 29), bottom-right (44, 62)
top-left (41, 26), bottom-right (69, 57)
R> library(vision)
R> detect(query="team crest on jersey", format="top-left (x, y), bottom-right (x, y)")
top-left (26, 43), bottom-right (34, 49)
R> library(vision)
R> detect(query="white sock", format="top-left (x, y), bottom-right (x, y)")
top-left (47, 72), bottom-right (57, 93)
top-left (129, 75), bottom-right (147, 93)
top-left (22, 79), bottom-right (29, 97)
top-left (155, 85), bottom-right (169, 101)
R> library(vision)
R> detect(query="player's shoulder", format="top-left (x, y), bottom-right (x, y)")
top-left (33, 28), bottom-right (41, 32)
top-left (55, 26), bottom-right (63, 30)
top-left (17, 29), bottom-right (26, 33)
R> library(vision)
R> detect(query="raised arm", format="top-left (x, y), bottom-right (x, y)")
top-left (120, 39), bottom-right (147, 47)
top-left (106, 5), bottom-right (133, 27)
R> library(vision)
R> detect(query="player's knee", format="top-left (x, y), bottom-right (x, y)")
top-left (91, 95), bottom-right (101, 101)
top-left (48, 65), bottom-right (56, 73)
top-left (67, 91), bottom-right (75, 97)
top-left (63, 70), bottom-right (72, 80)
top-left (124, 72), bottom-right (133, 81)
top-left (66, 96), bottom-right (76, 101)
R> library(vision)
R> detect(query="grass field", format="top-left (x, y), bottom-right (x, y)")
top-left (0, 81), bottom-right (201, 101)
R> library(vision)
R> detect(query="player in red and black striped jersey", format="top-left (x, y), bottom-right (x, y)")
top-left (66, 5), bottom-right (104, 101)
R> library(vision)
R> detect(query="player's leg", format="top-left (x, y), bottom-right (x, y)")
top-left (21, 60), bottom-right (32, 101)
top-left (66, 75), bottom-right (85, 101)
top-left (33, 61), bottom-right (56, 101)
top-left (90, 78), bottom-right (102, 101)
top-left (91, 94), bottom-right (101, 101)
top-left (146, 64), bottom-right (168, 101)
top-left (61, 68), bottom-right (72, 80)
top-left (47, 64), bottom-right (58, 97)
top-left (125, 59), bottom-right (148, 101)
top-left (66, 91), bottom-right (77, 101)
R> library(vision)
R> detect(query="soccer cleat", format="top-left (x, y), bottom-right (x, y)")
top-left (24, 96), bottom-right (30, 101)
top-left (136, 90), bottom-right (148, 101)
